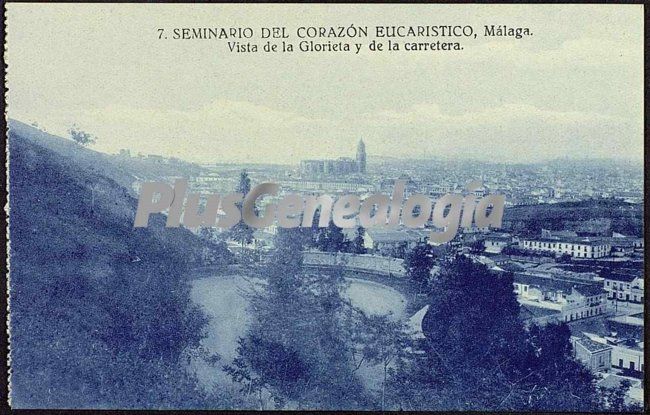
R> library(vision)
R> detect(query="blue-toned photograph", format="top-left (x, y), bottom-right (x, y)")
top-left (4, 3), bottom-right (645, 412)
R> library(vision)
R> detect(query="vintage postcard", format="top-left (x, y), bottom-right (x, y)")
top-left (4, 3), bottom-right (645, 411)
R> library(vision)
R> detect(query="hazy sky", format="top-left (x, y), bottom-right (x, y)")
top-left (6, 4), bottom-right (644, 164)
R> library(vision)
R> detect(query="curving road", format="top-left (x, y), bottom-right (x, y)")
top-left (187, 273), bottom-right (407, 390)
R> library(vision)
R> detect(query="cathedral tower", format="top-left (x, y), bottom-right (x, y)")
top-left (356, 139), bottom-right (367, 174)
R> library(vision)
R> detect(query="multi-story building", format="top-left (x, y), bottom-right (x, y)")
top-left (519, 237), bottom-right (611, 259)
top-left (300, 139), bottom-right (367, 177)
top-left (275, 178), bottom-right (373, 193)
top-left (300, 159), bottom-right (326, 175)
top-left (602, 272), bottom-right (644, 303)
top-left (601, 235), bottom-right (644, 257)
top-left (512, 273), bottom-right (607, 322)
top-left (356, 139), bottom-right (367, 174)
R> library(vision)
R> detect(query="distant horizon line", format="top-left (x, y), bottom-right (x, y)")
top-left (9, 118), bottom-right (644, 167)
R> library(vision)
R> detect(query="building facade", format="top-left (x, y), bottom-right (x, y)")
top-left (602, 273), bottom-right (644, 303)
top-left (300, 139), bottom-right (367, 177)
top-left (484, 234), bottom-right (512, 253)
top-left (363, 228), bottom-right (428, 255)
top-left (519, 237), bottom-right (611, 258)
top-left (512, 273), bottom-right (607, 322)
top-left (583, 333), bottom-right (645, 374)
top-left (571, 336), bottom-right (612, 372)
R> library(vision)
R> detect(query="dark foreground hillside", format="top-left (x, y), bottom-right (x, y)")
top-left (7, 119), bottom-right (205, 191)
top-left (8, 128), bottom-right (231, 408)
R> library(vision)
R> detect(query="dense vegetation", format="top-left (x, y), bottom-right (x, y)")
top-left (226, 229), bottom-right (641, 411)
top-left (224, 228), bottom-right (374, 409)
top-left (8, 132), bottom-right (231, 408)
top-left (388, 256), bottom-right (603, 411)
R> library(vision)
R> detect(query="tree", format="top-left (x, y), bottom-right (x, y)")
top-left (229, 171), bottom-right (255, 247)
top-left (350, 226), bottom-right (367, 254)
top-left (387, 256), bottom-right (529, 410)
top-left (384, 255), bottom-right (636, 412)
top-left (356, 314), bottom-right (410, 410)
top-left (470, 239), bottom-right (485, 253)
top-left (597, 379), bottom-right (642, 412)
top-left (521, 323), bottom-right (601, 411)
top-left (421, 255), bottom-right (527, 383)
top-left (403, 242), bottom-right (435, 293)
top-left (198, 228), bottom-right (234, 265)
top-left (502, 245), bottom-right (528, 256)
top-left (225, 227), bottom-right (371, 409)
top-left (68, 125), bottom-right (97, 146)
top-left (317, 220), bottom-right (347, 253)
top-left (224, 334), bottom-right (310, 408)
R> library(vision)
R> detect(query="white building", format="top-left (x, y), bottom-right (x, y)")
top-left (512, 273), bottom-right (607, 322)
top-left (519, 237), bottom-right (611, 259)
top-left (583, 332), bottom-right (645, 374)
top-left (483, 234), bottom-right (512, 253)
top-left (602, 272), bottom-right (644, 303)
top-left (363, 228), bottom-right (428, 254)
top-left (571, 336), bottom-right (612, 373)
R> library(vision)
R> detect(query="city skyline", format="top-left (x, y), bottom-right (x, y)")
top-left (9, 118), bottom-right (646, 169)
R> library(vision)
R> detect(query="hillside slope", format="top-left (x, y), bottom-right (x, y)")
top-left (8, 127), bottom-right (231, 408)
top-left (7, 119), bottom-right (205, 192)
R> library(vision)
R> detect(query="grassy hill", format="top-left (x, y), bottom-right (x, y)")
top-left (8, 124), bottom-right (232, 408)
top-left (8, 119), bottom-right (205, 191)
